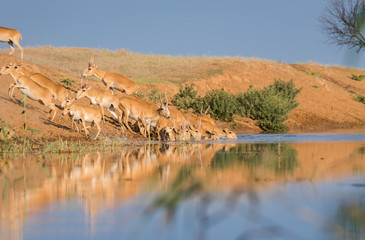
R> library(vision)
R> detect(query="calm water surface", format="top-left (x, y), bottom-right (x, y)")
top-left (1, 132), bottom-right (365, 240)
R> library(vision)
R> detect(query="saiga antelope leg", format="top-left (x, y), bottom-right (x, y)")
top-left (81, 116), bottom-right (89, 137)
top-left (94, 122), bottom-right (101, 140)
top-left (49, 103), bottom-right (57, 121)
top-left (8, 83), bottom-right (16, 98)
top-left (100, 104), bottom-right (105, 123)
top-left (8, 41), bottom-right (15, 55)
top-left (13, 40), bottom-right (23, 60)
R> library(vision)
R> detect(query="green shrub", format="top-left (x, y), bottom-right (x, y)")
top-left (202, 89), bottom-right (237, 122)
top-left (60, 77), bottom-right (75, 86)
top-left (135, 88), bottom-right (167, 104)
top-left (306, 70), bottom-right (321, 78)
top-left (236, 79), bottom-right (301, 132)
top-left (267, 79), bottom-right (301, 110)
top-left (353, 94), bottom-right (365, 104)
top-left (172, 84), bottom-right (201, 111)
top-left (351, 73), bottom-right (365, 81)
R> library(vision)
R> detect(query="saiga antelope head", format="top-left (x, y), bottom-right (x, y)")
top-left (158, 94), bottom-right (171, 119)
top-left (76, 85), bottom-right (91, 100)
top-left (0, 63), bottom-right (16, 75)
top-left (61, 97), bottom-right (75, 108)
top-left (82, 55), bottom-right (97, 77)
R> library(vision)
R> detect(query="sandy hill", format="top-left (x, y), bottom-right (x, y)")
top-left (0, 47), bottom-right (365, 141)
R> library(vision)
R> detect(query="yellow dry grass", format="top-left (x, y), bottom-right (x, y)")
top-left (0, 46), bottom-right (234, 84)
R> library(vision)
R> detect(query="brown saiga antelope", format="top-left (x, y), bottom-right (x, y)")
top-left (183, 112), bottom-right (236, 140)
top-left (15, 64), bottom-right (69, 107)
top-left (76, 80), bottom-right (123, 123)
top-left (199, 106), bottom-right (214, 124)
top-left (154, 117), bottom-right (176, 141)
top-left (61, 98), bottom-right (83, 132)
top-left (0, 27), bottom-right (23, 59)
top-left (0, 63), bottom-right (57, 121)
top-left (197, 118), bottom-right (237, 140)
top-left (82, 55), bottom-right (138, 94)
top-left (118, 95), bottom-right (170, 139)
top-left (168, 106), bottom-right (187, 129)
top-left (62, 100), bottom-right (102, 140)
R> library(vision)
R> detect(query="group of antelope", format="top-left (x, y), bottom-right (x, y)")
top-left (0, 27), bottom-right (237, 141)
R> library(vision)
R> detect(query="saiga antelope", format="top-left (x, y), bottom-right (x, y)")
top-left (0, 64), bottom-right (57, 121)
top-left (198, 119), bottom-right (237, 140)
top-left (82, 56), bottom-right (138, 94)
top-left (61, 98), bottom-right (83, 132)
top-left (76, 81), bottom-right (122, 123)
top-left (168, 106), bottom-right (187, 129)
top-left (187, 121), bottom-right (202, 140)
top-left (183, 112), bottom-right (236, 140)
top-left (199, 106), bottom-right (214, 124)
top-left (0, 27), bottom-right (23, 59)
top-left (154, 117), bottom-right (176, 141)
top-left (168, 106), bottom-right (202, 140)
top-left (15, 64), bottom-right (69, 107)
top-left (62, 100), bottom-right (102, 140)
top-left (118, 95), bottom-right (170, 139)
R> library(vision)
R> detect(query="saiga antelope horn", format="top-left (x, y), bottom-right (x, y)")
top-left (205, 106), bottom-right (210, 115)
top-left (165, 94), bottom-right (168, 106)
top-left (89, 54), bottom-right (94, 66)
top-left (80, 77), bottom-right (87, 88)
top-left (159, 93), bottom-right (163, 107)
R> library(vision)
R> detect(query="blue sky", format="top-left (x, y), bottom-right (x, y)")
top-left (1, 0), bottom-right (365, 68)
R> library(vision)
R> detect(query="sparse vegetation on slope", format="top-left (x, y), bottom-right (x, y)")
top-left (11, 47), bottom-right (230, 84)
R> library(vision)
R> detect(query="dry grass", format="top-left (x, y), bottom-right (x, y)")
top-left (0, 46), bottom-right (233, 84)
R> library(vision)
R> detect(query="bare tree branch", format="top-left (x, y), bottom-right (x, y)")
top-left (320, 0), bottom-right (365, 52)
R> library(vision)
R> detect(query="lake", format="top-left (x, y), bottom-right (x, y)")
top-left (1, 132), bottom-right (365, 240)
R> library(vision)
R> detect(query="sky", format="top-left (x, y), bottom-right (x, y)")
top-left (1, 0), bottom-right (365, 68)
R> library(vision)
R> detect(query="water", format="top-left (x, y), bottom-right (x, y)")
top-left (1, 132), bottom-right (365, 240)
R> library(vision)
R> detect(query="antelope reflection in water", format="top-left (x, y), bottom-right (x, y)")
top-left (1, 141), bottom-right (365, 239)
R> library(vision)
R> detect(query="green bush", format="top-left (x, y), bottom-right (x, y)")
top-left (267, 79), bottom-right (301, 109)
top-left (172, 84), bottom-right (201, 111)
top-left (306, 70), bottom-right (321, 78)
top-left (202, 89), bottom-right (237, 122)
top-left (135, 88), bottom-right (167, 105)
top-left (353, 94), bottom-right (365, 104)
top-left (60, 77), bottom-right (75, 86)
top-left (351, 73), bottom-right (365, 81)
top-left (236, 79), bottom-right (301, 132)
